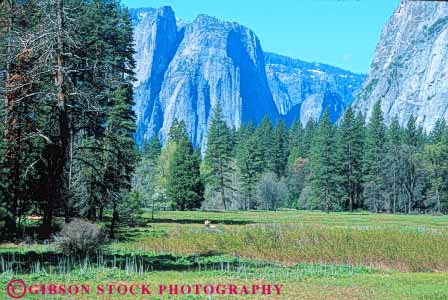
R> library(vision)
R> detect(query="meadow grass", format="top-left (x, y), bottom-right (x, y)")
top-left (0, 268), bottom-right (447, 300)
top-left (113, 211), bottom-right (448, 272)
top-left (144, 210), bottom-right (448, 228)
top-left (1, 210), bottom-right (448, 299)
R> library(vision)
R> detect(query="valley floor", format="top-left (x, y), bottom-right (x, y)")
top-left (1, 210), bottom-right (448, 300)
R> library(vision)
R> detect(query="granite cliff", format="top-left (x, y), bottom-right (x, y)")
top-left (131, 7), bottom-right (365, 147)
top-left (352, 0), bottom-right (448, 129)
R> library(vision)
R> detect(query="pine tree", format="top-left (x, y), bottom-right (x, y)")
top-left (0, 0), bottom-right (141, 238)
top-left (310, 110), bottom-right (341, 213)
top-left (288, 120), bottom-right (304, 164)
top-left (271, 120), bottom-right (289, 178)
top-left (337, 107), bottom-right (363, 211)
top-left (141, 136), bottom-right (162, 161)
top-left (301, 118), bottom-right (317, 158)
top-left (169, 119), bottom-right (189, 143)
top-left (0, 0), bottom-right (42, 236)
top-left (363, 100), bottom-right (387, 212)
top-left (155, 139), bottom-right (177, 209)
top-left (430, 118), bottom-right (446, 144)
top-left (353, 112), bottom-right (366, 208)
top-left (236, 123), bottom-right (263, 209)
top-left (131, 136), bottom-right (162, 221)
top-left (0, 121), bottom-right (9, 236)
top-left (204, 104), bottom-right (233, 210)
top-left (167, 127), bottom-right (203, 211)
top-left (404, 115), bottom-right (418, 147)
top-left (102, 85), bottom-right (137, 238)
top-left (424, 143), bottom-right (448, 213)
top-left (385, 115), bottom-right (403, 213)
top-left (401, 115), bottom-right (424, 213)
top-left (255, 115), bottom-right (275, 172)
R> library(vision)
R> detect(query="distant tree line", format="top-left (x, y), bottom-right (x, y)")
top-left (136, 101), bottom-right (448, 215)
top-left (0, 0), bottom-right (136, 240)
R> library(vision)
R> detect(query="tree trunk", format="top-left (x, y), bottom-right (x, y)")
top-left (55, 0), bottom-right (71, 227)
top-left (2, 0), bottom-right (17, 238)
top-left (4, 0), bottom-right (12, 108)
top-left (99, 204), bottom-right (104, 221)
top-left (87, 175), bottom-right (96, 221)
top-left (151, 201), bottom-right (154, 221)
top-left (349, 192), bottom-right (353, 212)
top-left (42, 0), bottom-right (69, 236)
top-left (55, 0), bottom-right (69, 191)
top-left (110, 202), bottom-right (118, 239)
top-left (42, 150), bottom-right (57, 237)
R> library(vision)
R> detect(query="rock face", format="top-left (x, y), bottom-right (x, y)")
top-left (352, 0), bottom-right (448, 129)
top-left (131, 7), bottom-right (365, 147)
top-left (130, 7), bottom-right (182, 147)
top-left (265, 53), bottom-right (364, 116)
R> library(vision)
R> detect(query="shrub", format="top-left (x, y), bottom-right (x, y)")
top-left (54, 218), bottom-right (106, 257)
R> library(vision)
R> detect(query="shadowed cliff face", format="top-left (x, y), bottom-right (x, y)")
top-left (353, 0), bottom-right (448, 130)
top-left (131, 7), bottom-right (365, 148)
top-left (131, 7), bottom-right (180, 146)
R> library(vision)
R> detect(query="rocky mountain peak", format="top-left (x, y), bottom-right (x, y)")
top-left (352, 0), bottom-right (448, 129)
top-left (130, 7), bottom-right (365, 148)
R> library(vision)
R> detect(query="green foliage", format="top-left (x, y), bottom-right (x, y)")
top-left (141, 136), bottom-right (162, 160)
top-left (301, 118), bottom-right (317, 158)
top-left (430, 118), bottom-right (446, 144)
top-left (204, 105), bottom-right (234, 210)
top-left (2, 0), bottom-right (448, 242)
top-left (131, 136), bottom-right (163, 220)
top-left (102, 85), bottom-right (137, 236)
top-left (168, 119), bottom-right (189, 143)
top-left (271, 120), bottom-right (289, 178)
top-left (383, 115), bottom-right (404, 213)
top-left (287, 120), bottom-right (304, 164)
top-left (0, 0), bottom-right (137, 239)
top-left (235, 123), bottom-right (263, 209)
top-left (309, 110), bottom-right (341, 212)
top-left (424, 143), bottom-right (448, 213)
top-left (135, 103), bottom-right (448, 216)
top-left (362, 101), bottom-right (387, 212)
top-left (337, 107), bottom-right (364, 211)
top-left (166, 121), bottom-right (203, 211)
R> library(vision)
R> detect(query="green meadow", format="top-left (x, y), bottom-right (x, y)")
top-left (1, 210), bottom-right (448, 300)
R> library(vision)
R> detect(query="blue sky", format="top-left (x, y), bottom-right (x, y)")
top-left (122, 0), bottom-right (400, 74)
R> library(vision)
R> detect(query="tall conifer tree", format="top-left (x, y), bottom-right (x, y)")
top-left (363, 101), bottom-right (386, 212)
top-left (204, 104), bottom-right (233, 210)
top-left (310, 110), bottom-right (340, 212)
top-left (337, 107), bottom-right (363, 211)
top-left (167, 124), bottom-right (203, 211)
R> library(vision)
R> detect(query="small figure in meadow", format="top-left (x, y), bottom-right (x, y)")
top-left (204, 220), bottom-right (216, 229)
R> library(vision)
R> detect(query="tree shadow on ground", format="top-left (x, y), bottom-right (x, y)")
top-left (0, 250), bottom-right (248, 274)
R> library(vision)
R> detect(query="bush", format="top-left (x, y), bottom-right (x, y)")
top-left (54, 218), bottom-right (106, 257)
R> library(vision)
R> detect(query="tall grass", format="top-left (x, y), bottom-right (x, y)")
top-left (128, 223), bottom-right (448, 272)
top-left (0, 251), bottom-right (374, 282)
